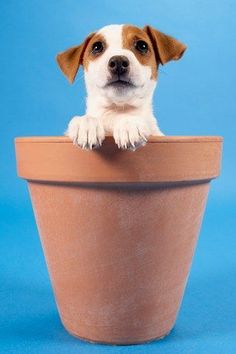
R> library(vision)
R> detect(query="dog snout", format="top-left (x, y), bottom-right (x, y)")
top-left (108, 55), bottom-right (129, 76)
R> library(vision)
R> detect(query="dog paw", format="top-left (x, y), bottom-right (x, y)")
top-left (113, 119), bottom-right (150, 151)
top-left (66, 116), bottom-right (105, 150)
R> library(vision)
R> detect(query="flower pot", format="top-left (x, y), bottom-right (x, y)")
top-left (15, 136), bottom-right (222, 345)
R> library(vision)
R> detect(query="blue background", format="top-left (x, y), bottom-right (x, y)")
top-left (1, 0), bottom-right (235, 353)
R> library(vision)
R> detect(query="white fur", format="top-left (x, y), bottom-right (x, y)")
top-left (66, 24), bottom-right (163, 150)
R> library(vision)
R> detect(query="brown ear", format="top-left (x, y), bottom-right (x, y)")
top-left (56, 33), bottom-right (94, 84)
top-left (144, 25), bottom-right (187, 65)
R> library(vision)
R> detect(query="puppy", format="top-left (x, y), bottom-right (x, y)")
top-left (57, 24), bottom-right (186, 150)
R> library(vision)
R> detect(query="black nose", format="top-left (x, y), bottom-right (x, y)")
top-left (108, 55), bottom-right (129, 75)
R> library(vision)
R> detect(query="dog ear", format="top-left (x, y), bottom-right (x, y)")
top-left (143, 25), bottom-right (187, 65)
top-left (56, 33), bottom-right (94, 84)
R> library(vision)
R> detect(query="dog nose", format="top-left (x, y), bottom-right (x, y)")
top-left (108, 55), bottom-right (129, 75)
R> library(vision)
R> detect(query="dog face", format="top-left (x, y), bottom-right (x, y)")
top-left (57, 24), bottom-right (186, 105)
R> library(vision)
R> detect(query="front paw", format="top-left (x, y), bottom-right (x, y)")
top-left (113, 119), bottom-right (150, 151)
top-left (66, 116), bottom-right (105, 150)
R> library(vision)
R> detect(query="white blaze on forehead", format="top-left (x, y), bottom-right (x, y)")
top-left (97, 24), bottom-right (123, 50)
top-left (95, 24), bottom-right (138, 66)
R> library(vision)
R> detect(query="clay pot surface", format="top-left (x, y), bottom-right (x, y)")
top-left (15, 136), bottom-right (222, 345)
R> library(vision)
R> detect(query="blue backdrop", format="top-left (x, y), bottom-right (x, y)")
top-left (1, 1), bottom-right (235, 353)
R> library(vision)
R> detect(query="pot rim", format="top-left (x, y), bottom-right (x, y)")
top-left (15, 135), bottom-right (223, 144)
top-left (15, 136), bottom-right (223, 183)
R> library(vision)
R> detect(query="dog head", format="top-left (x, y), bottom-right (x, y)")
top-left (57, 24), bottom-right (186, 105)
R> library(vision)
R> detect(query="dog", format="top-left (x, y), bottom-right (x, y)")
top-left (56, 24), bottom-right (186, 150)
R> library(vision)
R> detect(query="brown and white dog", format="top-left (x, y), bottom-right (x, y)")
top-left (57, 24), bottom-right (186, 150)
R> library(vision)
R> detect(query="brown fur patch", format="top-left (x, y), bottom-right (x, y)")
top-left (56, 32), bottom-right (95, 83)
top-left (82, 33), bottom-right (107, 70)
top-left (122, 25), bottom-right (158, 80)
top-left (56, 32), bottom-right (107, 83)
top-left (143, 25), bottom-right (187, 65)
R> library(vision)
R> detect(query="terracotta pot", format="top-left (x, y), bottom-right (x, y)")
top-left (15, 136), bottom-right (222, 345)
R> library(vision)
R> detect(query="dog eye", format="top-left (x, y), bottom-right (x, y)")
top-left (92, 41), bottom-right (104, 54)
top-left (135, 40), bottom-right (149, 54)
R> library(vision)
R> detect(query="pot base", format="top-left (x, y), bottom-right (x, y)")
top-left (61, 317), bottom-right (171, 345)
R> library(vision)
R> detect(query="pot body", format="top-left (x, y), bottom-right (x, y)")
top-left (15, 136), bottom-right (222, 344)
top-left (29, 180), bottom-right (209, 344)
